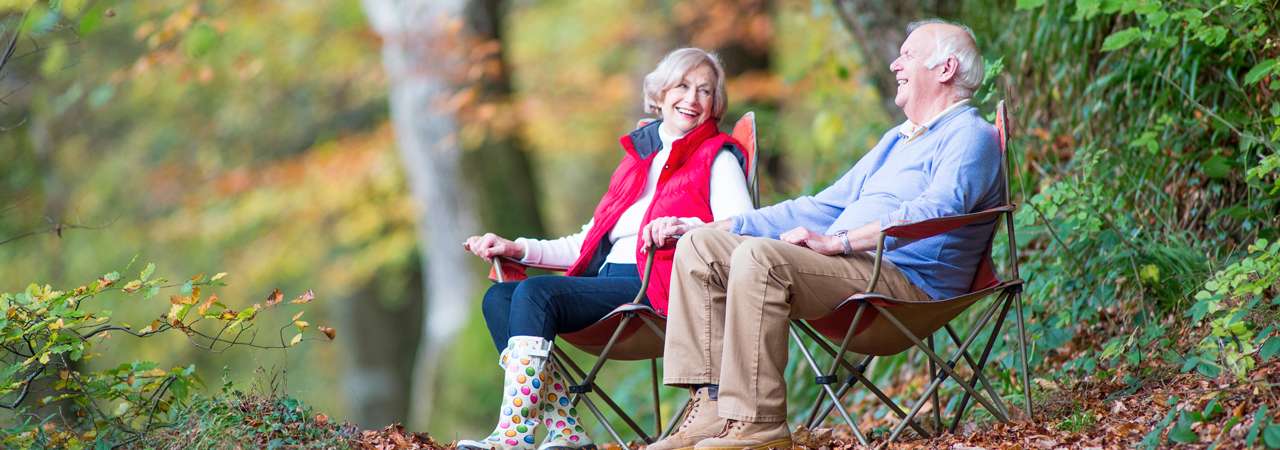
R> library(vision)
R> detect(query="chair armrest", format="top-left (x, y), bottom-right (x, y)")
top-left (881, 205), bottom-right (1015, 241)
top-left (489, 257), bottom-right (569, 283)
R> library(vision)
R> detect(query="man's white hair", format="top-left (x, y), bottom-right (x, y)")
top-left (642, 48), bottom-right (728, 120)
top-left (907, 19), bottom-right (984, 99)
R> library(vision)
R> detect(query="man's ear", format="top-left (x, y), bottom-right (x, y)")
top-left (937, 56), bottom-right (959, 83)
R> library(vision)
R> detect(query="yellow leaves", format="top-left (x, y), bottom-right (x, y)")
top-left (197, 294), bottom-right (218, 316)
top-left (318, 326), bottom-right (336, 340)
top-left (49, 318), bottom-right (65, 331)
top-left (290, 289), bottom-right (315, 304)
top-left (122, 280), bottom-right (143, 293)
top-left (291, 311), bottom-right (305, 322)
top-left (289, 333), bottom-right (303, 347)
top-left (139, 320), bottom-right (162, 335)
top-left (166, 303), bottom-right (185, 325)
top-left (211, 272), bottom-right (228, 282)
top-left (293, 320), bottom-right (309, 331)
top-left (39, 352), bottom-right (50, 364)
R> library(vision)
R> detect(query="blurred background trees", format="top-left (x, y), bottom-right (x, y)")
top-left (2, 0), bottom-right (1277, 446)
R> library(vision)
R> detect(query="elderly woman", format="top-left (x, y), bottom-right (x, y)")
top-left (458, 48), bottom-right (754, 450)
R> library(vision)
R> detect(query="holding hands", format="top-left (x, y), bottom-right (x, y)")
top-left (463, 233), bottom-right (525, 261)
top-left (779, 226), bottom-right (846, 256)
top-left (640, 217), bottom-right (693, 253)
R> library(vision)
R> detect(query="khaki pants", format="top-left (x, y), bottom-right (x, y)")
top-left (662, 228), bottom-right (927, 422)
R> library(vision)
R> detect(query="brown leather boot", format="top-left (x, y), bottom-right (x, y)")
top-left (645, 388), bottom-right (726, 450)
top-left (693, 419), bottom-right (791, 450)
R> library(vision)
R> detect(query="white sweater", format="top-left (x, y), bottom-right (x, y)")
top-left (517, 124), bottom-right (754, 269)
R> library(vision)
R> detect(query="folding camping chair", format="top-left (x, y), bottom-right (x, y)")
top-left (488, 112), bottom-right (760, 447)
top-left (787, 100), bottom-right (1033, 447)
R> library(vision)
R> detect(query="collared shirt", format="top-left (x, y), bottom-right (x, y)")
top-left (732, 105), bottom-right (1004, 300)
top-left (898, 99), bottom-right (970, 142)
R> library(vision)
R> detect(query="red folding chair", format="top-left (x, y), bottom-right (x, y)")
top-left (488, 112), bottom-right (760, 447)
top-left (787, 100), bottom-right (1032, 447)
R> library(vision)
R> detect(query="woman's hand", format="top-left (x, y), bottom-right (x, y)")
top-left (462, 233), bottom-right (525, 261)
top-left (641, 217), bottom-right (691, 253)
top-left (779, 226), bottom-right (844, 256)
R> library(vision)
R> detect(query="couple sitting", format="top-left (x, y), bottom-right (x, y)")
top-left (460, 19), bottom-right (1002, 450)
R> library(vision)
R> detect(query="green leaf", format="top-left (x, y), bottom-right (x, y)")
top-left (1203, 155), bottom-right (1233, 179)
top-left (183, 22), bottom-right (219, 58)
top-left (140, 263), bottom-right (155, 282)
top-left (1072, 0), bottom-right (1103, 21)
top-left (1101, 27), bottom-right (1143, 51)
top-left (1262, 337), bottom-right (1280, 362)
top-left (1248, 406), bottom-right (1269, 447)
top-left (1016, 0), bottom-right (1046, 9)
top-left (1168, 413), bottom-right (1199, 443)
top-left (1245, 59), bottom-right (1280, 85)
top-left (1195, 25), bottom-right (1227, 47)
top-left (1180, 355), bottom-right (1199, 372)
top-left (1265, 425), bottom-right (1280, 448)
top-left (78, 5), bottom-right (103, 35)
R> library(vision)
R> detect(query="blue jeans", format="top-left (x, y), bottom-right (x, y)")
top-left (481, 263), bottom-right (643, 352)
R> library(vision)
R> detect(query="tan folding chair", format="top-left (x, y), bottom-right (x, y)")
top-left (488, 112), bottom-right (760, 447)
top-left (787, 100), bottom-right (1032, 447)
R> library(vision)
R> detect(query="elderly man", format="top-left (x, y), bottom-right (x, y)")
top-left (641, 19), bottom-right (1003, 450)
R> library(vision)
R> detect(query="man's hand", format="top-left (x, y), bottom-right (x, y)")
top-left (779, 226), bottom-right (845, 256)
top-left (641, 217), bottom-right (692, 253)
top-left (462, 233), bottom-right (525, 262)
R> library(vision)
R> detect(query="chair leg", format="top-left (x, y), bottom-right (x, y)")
top-left (874, 304), bottom-right (1009, 423)
top-left (789, 326), bottom-right (870, 447)
top-left (1016, 291), bottom-right (1034, 421)
top-left (651, 358), bottom-right (662, 437)
top-left (576, 387), bottom-right (630, 449)
top-left (660, 396), bottom-right (692, 440)
top-left (947, 295), bottom-right (1015, 432)
top-left (553, 346), bottom-right (654, 444)
top-left (928, 335), bottom-right (942, 432)
top-left (793, 321), bottom-right (930, 438)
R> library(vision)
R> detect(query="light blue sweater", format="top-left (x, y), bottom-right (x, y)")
top-left (732, 105), bottom-right (1004, 300)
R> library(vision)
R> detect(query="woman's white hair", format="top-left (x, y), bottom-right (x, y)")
top-left (642, 48), bottom-right (728, 120)
top-left (907, 19), bottom-right (984, 99)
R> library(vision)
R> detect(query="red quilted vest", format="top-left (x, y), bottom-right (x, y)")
top-left (565, 119), bottom-right (745, 315)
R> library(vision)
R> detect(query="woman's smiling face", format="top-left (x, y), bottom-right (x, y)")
top-left (659, 63), bottom-right (716, 135)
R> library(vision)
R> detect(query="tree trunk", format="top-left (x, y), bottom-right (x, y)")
top-left (458, 0), bottom-right (545, 237)
top-left (361, 0), bottom-right (478, 429)
top-left (334, 269), bottom-right (423, 428)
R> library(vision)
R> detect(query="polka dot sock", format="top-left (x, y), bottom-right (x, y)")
top-left (536, 360), bottom-right (595, 450)
top-left (458, 336), bottom-right (552, 450)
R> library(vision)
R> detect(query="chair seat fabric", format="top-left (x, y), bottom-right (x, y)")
top-left (805, 279), bottom-right (1023, 356)
top-left (560, 303), bottom-right (667, 360)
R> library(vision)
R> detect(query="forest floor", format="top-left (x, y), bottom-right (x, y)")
top-left (349, 360), bottom-right (1280, 449)
top-left (133, 359), bottom-right (1280, 449)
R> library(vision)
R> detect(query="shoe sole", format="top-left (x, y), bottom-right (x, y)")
top-left (695, 438), bottom-right (792, 450)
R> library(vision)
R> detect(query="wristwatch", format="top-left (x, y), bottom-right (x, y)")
top-left (834, 230), bottom-right (853, 255)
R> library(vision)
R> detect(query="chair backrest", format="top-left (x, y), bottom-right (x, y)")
top-left (730, 112), bottom-right (760, 205)
top-left (968, 100), bottom-right (1014, 292)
